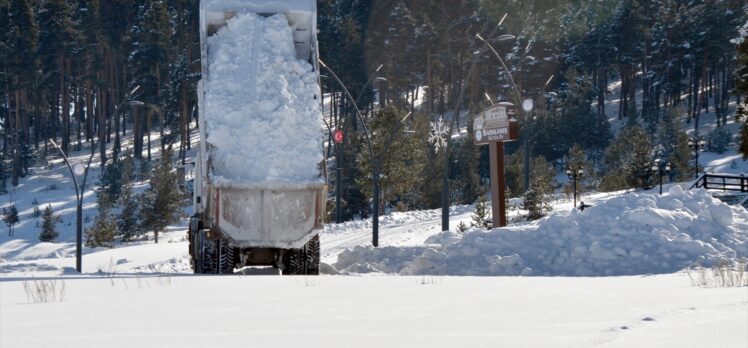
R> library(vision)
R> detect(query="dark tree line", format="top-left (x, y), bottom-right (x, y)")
top-left (317, 0), bottom-right (746, 219)
top-left (0, 0), bottom-right (200, 192)
top-left (1, 0), bottom-right (746, 223)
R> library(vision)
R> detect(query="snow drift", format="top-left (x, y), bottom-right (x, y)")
top-left (204, 13), bottom-right (323, 184)
top-left (335, 186), bottom-right (748, 276)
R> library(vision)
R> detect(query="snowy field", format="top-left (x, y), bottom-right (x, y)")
top-left (2, 273), bottom-right (746, 348)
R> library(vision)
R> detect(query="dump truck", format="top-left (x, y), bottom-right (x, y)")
top-left (189, 0), bottom-right (326, 275)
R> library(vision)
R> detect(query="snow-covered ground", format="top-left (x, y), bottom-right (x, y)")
top-left (1, 273), bottom-right (745, 348)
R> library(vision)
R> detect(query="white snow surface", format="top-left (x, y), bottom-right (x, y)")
top-left (2, 274), bottom-right (747, 348)
top-left (335, 186), bottom-right (748, 276)
top-left (205, 13), bottom-right (323, 184)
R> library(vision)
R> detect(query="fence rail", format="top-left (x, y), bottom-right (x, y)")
top-left (690, 173), bottom-right (748, 192)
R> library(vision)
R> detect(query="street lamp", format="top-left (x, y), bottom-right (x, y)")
top-left (687, 137), bottom-right (706, 178)
top-left (319, 59), bottom-right (380, 246)
top-left (566, 166), bottom-right (584, 208)
top-left (651, 159), bottom-right (672, 195)
top-left (475, 33), bottom-right (545, 193)
top-left (50, 139), bottom-right (96, 273)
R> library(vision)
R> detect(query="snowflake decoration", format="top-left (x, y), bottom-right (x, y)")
top-left (428, 116), bottom-right (450, 153)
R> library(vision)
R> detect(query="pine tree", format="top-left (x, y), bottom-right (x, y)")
top-left (471, 190), bottom-right (492, 230)
top-left (523, 182), bottom-right (551, 221)
top-left (118, 155), bottom-right (140, 241)
top-left (600, 125), bottom-right (655, 191)
top-left (85, 207), bottom-right (117, 248)
top-left (2, 204), bottom-right (19, 236)
top-left (140, 149), bottom-right (182, 243)
top-left (736, 20), bottom-right (748, 159)
top-left (656, 108), bottom-right (693, 181)
top-left (0, 154), bottom-right (8, 195)
top-left (356, 106), bottom-right (426, 211)
top-left (38, 205), bottom-right (58, 242)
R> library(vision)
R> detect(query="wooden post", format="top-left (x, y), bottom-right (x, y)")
top-left (489, 141), bottom-right (507, 227)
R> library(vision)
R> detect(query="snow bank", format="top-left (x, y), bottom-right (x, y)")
top-left (335, 187), bottom-right (748, 276)
top-left (205, 13), bottom-right (323, 184)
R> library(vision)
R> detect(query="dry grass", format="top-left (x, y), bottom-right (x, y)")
top-left (22, 279), bottom-right (66, 303)
top-left (687, 259), bottom-right (747, 287)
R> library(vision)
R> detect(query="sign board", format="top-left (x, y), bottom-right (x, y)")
top-left (333, 130), bottom-right (344, 144)
top-left (473, 103), bottom-right (519, 145)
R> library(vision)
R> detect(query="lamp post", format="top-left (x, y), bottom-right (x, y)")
top-left (433, 16), bottom-right (507, 232)
top-left (49, 97), bottom-right (141, 273)
top-left (475, 33), bottom-right (550, 194)
top-left (50, 139), bottom-right (95, 273)
top-left (688, 137), bottom-right (706, 178)
top-left (566, 166), bottom-right (584, 208)
top-left (651, 159), bottom-right (672, 195)
top-left (319, 59), bottom-right (380, 246)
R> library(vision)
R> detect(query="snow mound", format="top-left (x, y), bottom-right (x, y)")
top-left (205, 13), bottom-right (323, 184)
top-left (334, 189), bottom-right (748, 276)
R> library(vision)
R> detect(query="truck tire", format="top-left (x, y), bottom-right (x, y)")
top-left (194, 230), bottom-right (236, 274)
top-left (305, 235), bottom-right (320, 275)
top-left (283, 248), bottom-right (306, 275)
top-left (218, 240), bottom-right (235, 274)
top-left (282, 235), bottom-right (320, 275)
top-left (196, 230), bottom-right (216, 274)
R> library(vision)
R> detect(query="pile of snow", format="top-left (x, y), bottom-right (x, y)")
top-left (204, 13), bottom-right (323, 184)
top-left (334, 187), bottom-right (748, 276)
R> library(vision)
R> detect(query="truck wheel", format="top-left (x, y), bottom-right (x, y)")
top-left (305, 235), bottom-right (320, 275)
top-left (195, 230), bottom-right (220, 274)
top-left (283, 248), bottom-right (306, 275)
top-left (218, 240), bottom-right (235, 274)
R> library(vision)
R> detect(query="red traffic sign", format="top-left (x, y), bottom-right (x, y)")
top-left (334, 130), bottom-right (344, 144)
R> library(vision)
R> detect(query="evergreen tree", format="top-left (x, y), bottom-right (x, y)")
top-left (118, 155), bottom-right (140, 241)
top-left (523, 182), bottom-right (551, 221)
top-left (600, 125), bottom-right (655, 191)
top-left (2, 204), bottom-right (19, 237)
top-left (140, 149), bottom-right (182, 243)
top-left (736, 20), bottom-right (748, 159)
top-left (38, 205), bottom-right (58, 242)
top-left (356, 106), bottom-right (426, 211)
top-left (471, 190), bottom-right (492, 230)
top-left (0, 154), bottom-right (8, 195)
top-left (656, 108), bottom-right (693, 181)
top-left (85, 207), bottom-right (117, 248)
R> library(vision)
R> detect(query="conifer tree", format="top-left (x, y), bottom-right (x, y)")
top-left (141, 149), bottom-right (182, 243)
top-left (524, 182), bottom-right (551, 221)
top-left (471, 190), bottom-right (492, 230)
top-left (657, 108), bottom-right (693, 181)
top-left (85, 207), bottom-right (117, 248)
top-left (2, 204), bottom-right (19, 237)
top-left (39, 205), bottom-right (58, 242)
top-left (736, 21), bottom-right (748, 159)
top-left (600, 126), bottom-right (655, 191)
top-left (118, 155), bottom-right (140, 241)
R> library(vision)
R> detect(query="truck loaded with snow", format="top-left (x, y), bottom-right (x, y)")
top-left (189, 0), bottom-right (326, 274)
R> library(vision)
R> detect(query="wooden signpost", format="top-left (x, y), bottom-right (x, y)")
top-left (473, 102), bottom-right (519, 227)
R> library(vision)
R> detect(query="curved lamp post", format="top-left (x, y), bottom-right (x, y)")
top-left (50, 98), bottom-right (142, 273)
top-left (476, 33), bottom-right (546, 194)
top-left (318, 59), bottom-right (382, 246)
top-left (50, 139), bottom-right (95, 273)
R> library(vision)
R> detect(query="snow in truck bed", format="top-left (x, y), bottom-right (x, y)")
top-left (205, 13), bottom-right (323, 184)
